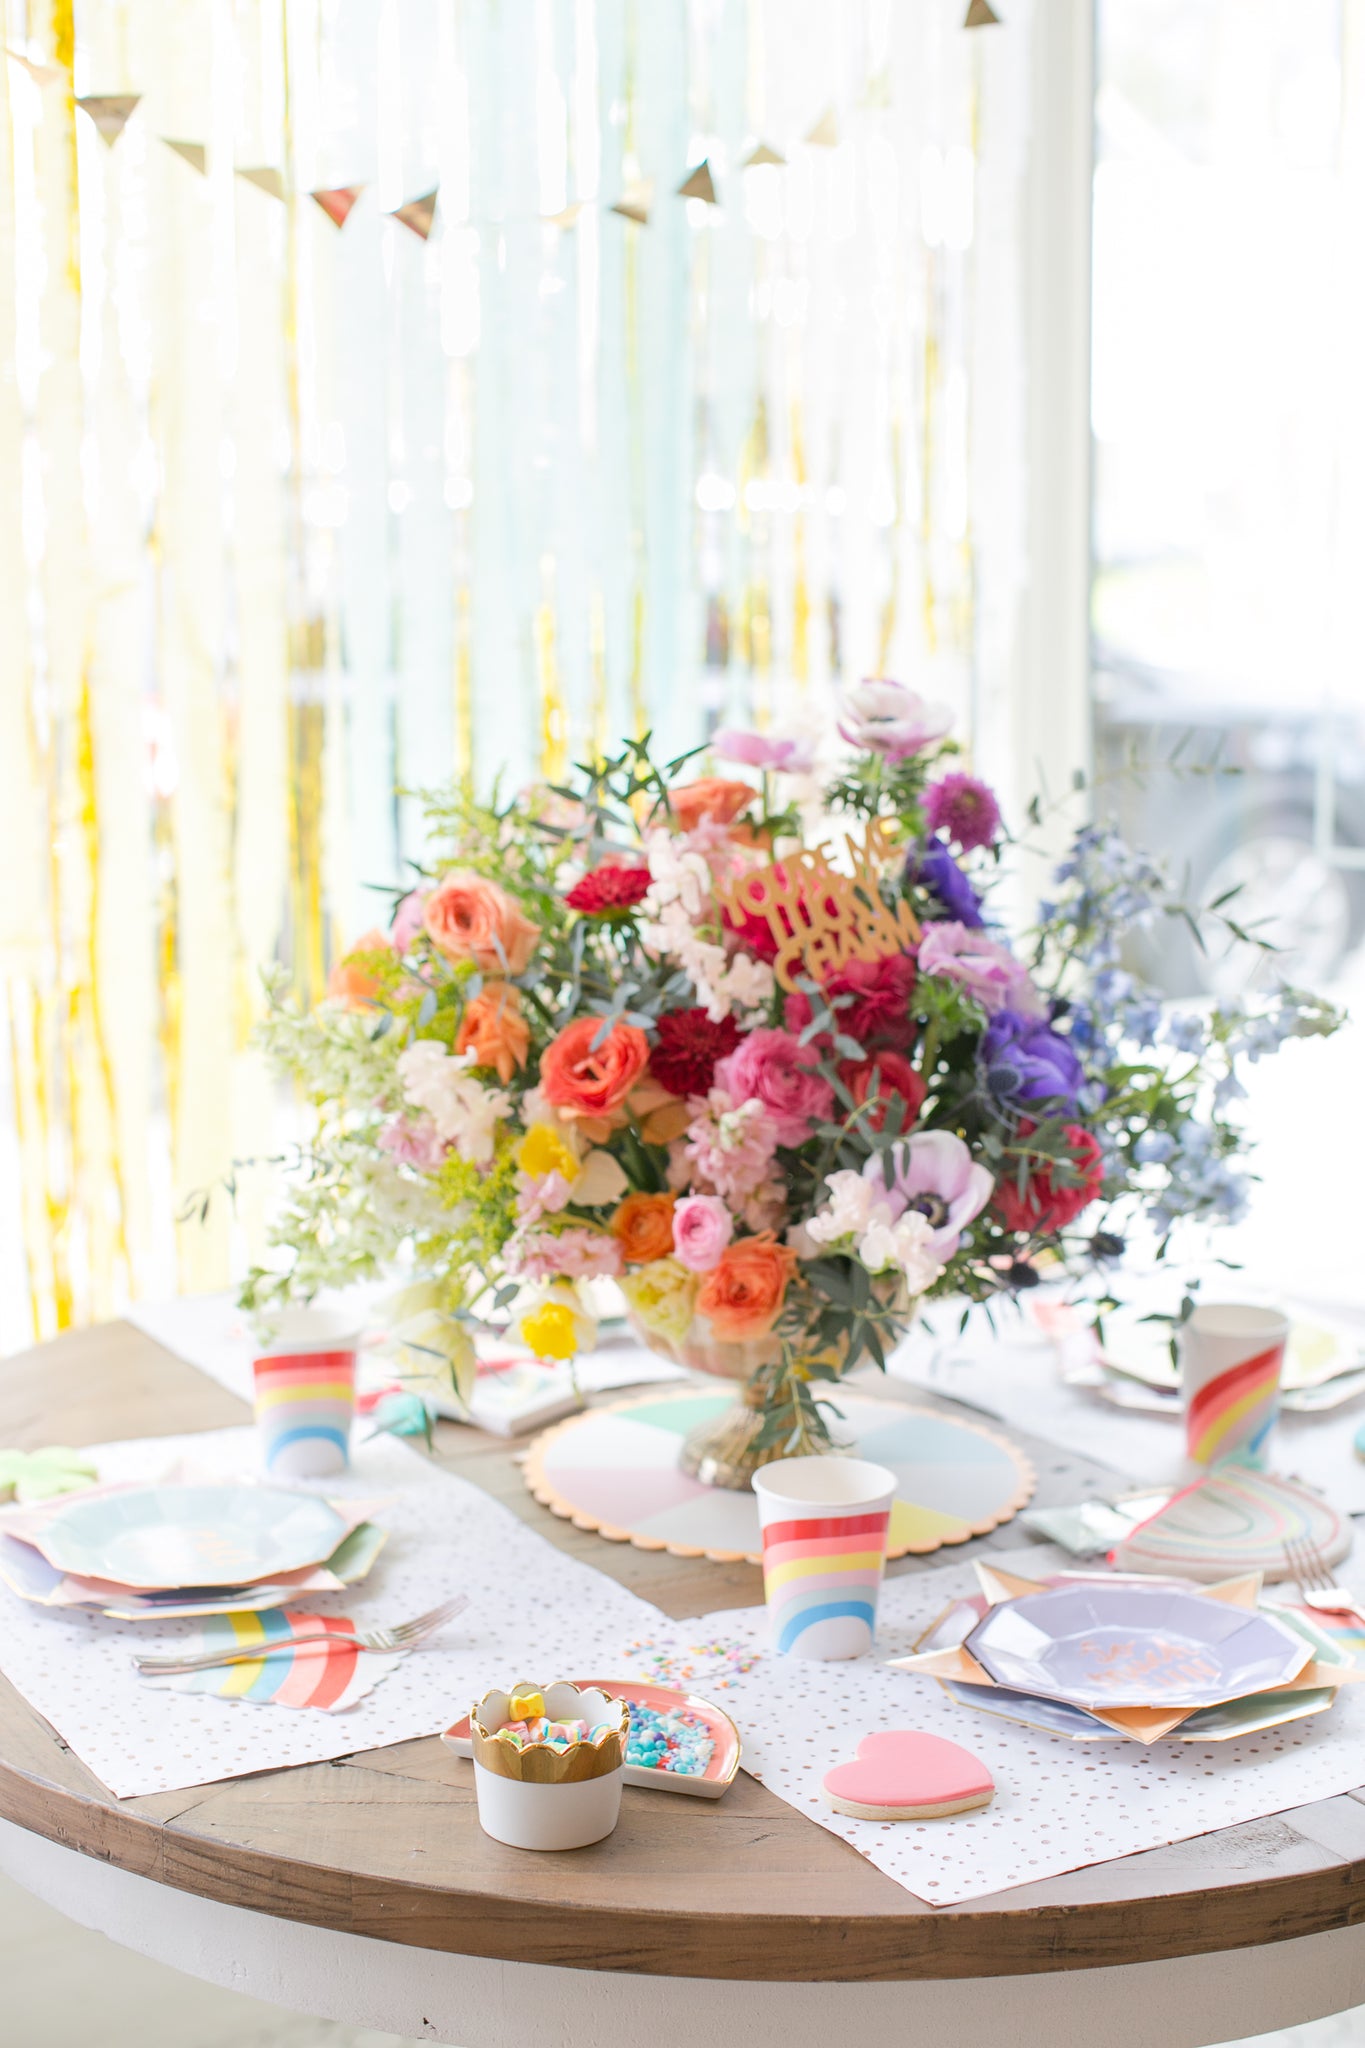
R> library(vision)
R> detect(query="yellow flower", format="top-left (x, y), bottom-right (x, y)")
top-left (619, 1258), bottom-right (699, 1345)
top-left (517, 1283), bottom-right (598, 1362)
top-left (519, 1301), bottom-right (579, 1360)
top-left (516, 1122), bottom-right (579, 1183)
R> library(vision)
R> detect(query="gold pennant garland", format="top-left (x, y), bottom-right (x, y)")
top-left (237, 165), bottom-right (286, 201)
top-left (677, 159), bottom-right (718, 204)
top-left (162, 138), bottom-right (206, 175)
top-left (390, 188), bottom-right (437, 239)
top-left (76, 94), bottom-right (140, 144)
top-left (311, 185), bottom-right (363, 227)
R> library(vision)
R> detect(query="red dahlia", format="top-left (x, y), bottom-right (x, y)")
top-left (993, 1122), bottom-right (1105, 1237)
top-left (565, 863), bottom-right (651, 915)
top-left (649, 1007), bottom-right (742, 1099)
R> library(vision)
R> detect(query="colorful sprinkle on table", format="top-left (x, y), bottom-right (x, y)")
top-left (622, 1635), bottom-right (763, 1690)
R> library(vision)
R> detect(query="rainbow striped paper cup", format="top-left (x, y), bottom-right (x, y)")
top-left (1179, 1303), bottom-right (1288, 1471)
top-left (253, 1309), bottom-right (359, 1478)
top-left (752, 1454), bottom-right (897, 1661)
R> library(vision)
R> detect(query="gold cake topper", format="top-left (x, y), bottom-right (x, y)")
top-left (718, 822), bottom-right (920, 992)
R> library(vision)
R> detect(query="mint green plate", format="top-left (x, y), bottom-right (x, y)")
top-left (30, 1484), bottom-right (347, 1590)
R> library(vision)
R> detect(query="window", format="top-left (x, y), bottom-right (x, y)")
top-left (1091, 0), bottom-right (1365, 994)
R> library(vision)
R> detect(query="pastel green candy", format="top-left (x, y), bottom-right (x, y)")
top-left (0, 1447), bottom-right (99, 1505)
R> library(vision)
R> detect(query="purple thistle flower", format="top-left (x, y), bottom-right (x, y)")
top-left (924, 772), bottom-right (1002, 853)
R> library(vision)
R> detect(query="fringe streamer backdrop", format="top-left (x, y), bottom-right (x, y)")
top-left (0, 0), bottom-right (1030, 1346)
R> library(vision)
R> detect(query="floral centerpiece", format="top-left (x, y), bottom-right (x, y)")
top-left (245, 683), bottom-right (1338, 1486)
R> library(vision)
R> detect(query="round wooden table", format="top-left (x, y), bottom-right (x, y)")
top-left (1, 1323), bottom-right (1364, 2048)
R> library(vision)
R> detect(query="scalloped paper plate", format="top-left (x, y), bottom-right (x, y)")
top-left (25, 1484), bottom-right (349, 1590)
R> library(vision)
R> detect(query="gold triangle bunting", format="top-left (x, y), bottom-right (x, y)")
top-left (804, 107), bottom-right (839, 147)
top-left (311, 185), bottom-right (363, 227)
top-left (76, 94), bottom-right (141, 144)
top-left (237, 166), bottom-right (286, 201)
top-left (964, 0), bottom-right (1001, 24)
top-left (677, 159), bottom-right (718, 204)
top-left (4, 49), bottom-right (62, 87)
top-left (391, 189), bottom-right (437, 239)
top-left (742, 141), bottom-right (786, 168)
top-left (544, 202), bottom-right (582, 229)
top-left (163, 138), bottom-right (207, 175)
top-left (609, 181), bottom-right (652, 226)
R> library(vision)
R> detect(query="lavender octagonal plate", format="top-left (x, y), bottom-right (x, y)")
top-left (965, 1582), bottom-right (1311, 1710)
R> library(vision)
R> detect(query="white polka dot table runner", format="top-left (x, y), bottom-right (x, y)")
top-left (0, 1427), bottom-right (666, 1798)
top-left (599, 1563), bottom-right (1365, 1907)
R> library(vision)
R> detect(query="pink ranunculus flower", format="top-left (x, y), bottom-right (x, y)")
top-left (917, 921), bottom-right (1045, 1018)
top-left (712, 728), bottom-right (815, 774)
top-left (862, 1130), bottom-right (994, 1260)
top-left (390, 889), bottom-right (430, 954)
top-left (671, 1194), bottom-right (735, 1273)
top-left (837, 679), bottom-right (953, 764)
top-left (377, 1113), bottom-right (448, 1170)
top-left (714, 1027), bottom-right (835, 1145)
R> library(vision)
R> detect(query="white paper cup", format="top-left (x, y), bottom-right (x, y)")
top-left (472, 1761), bottom-right (624, 1851)
top-left (253, 1309), bottom-right (360, 1478)
top-left (752, 1454), bottom-right (898, 1660)
top-left (1179, 1303), bottom-right (1288, 1470)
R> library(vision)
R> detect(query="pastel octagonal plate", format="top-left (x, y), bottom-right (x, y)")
top-left (28, 1484), bottom-right (350, 1591)
top-left (442, 1678), bottom-right (741, 1799)
top-left (964, 1581), bottom-right (1311, 1710)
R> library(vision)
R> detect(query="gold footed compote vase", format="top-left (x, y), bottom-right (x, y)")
top-left (628, 1289), bottom-right (912, 1490)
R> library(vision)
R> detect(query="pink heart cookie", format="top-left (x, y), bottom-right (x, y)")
top-left (822, 1730), bottom-right (995, 1821)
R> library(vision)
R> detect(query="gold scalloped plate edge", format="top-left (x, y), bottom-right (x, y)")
top-left (522, 1393), bottom-right (1036, 1566)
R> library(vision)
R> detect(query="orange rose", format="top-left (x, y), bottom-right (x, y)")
top-left (697, 1233), bottom-right (798, 1341)
top-left (539, 1017), bottom-right (650, 1119)
top-left (424, 870), bottom-right (540, 976)
top-left (666, 778), bottom-right (757, 832)
top-left (327, 930), bottom-right (390, 1008)
top-left (456, 984), bottom-right (530, 1084)
top-left (610, 1192), bottom-right (677, 1264)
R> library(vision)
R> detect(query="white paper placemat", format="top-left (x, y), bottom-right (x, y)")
top-left (888, 1306), bottom-right (1365, 1514)
top-left (0, 1427), bottom-right (665, 1798)
top-left (598, 1561), bottom-right (1365, 1907)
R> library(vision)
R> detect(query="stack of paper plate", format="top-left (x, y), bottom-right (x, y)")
top-left (891, 1563), bottom-right (1360, 1744)
top-left (0, 1481), bottom-right (386, 1618)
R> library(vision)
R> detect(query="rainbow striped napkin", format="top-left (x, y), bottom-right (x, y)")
top-left (140, 1608), bottom-right (405, 1712)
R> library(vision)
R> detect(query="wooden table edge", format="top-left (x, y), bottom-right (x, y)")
top-left (2, 1319), bottom-right (1365, 1983)
top-left (4, 1743), bottom-right (1365, 1980)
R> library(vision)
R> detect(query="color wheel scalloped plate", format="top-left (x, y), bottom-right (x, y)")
top-left (26, 1483), bottom-right (349, 1590)
top-left (523, 1388), bottom-right (1034, 1564)
top-left (441, 1679), bottom-right (742, 1798)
